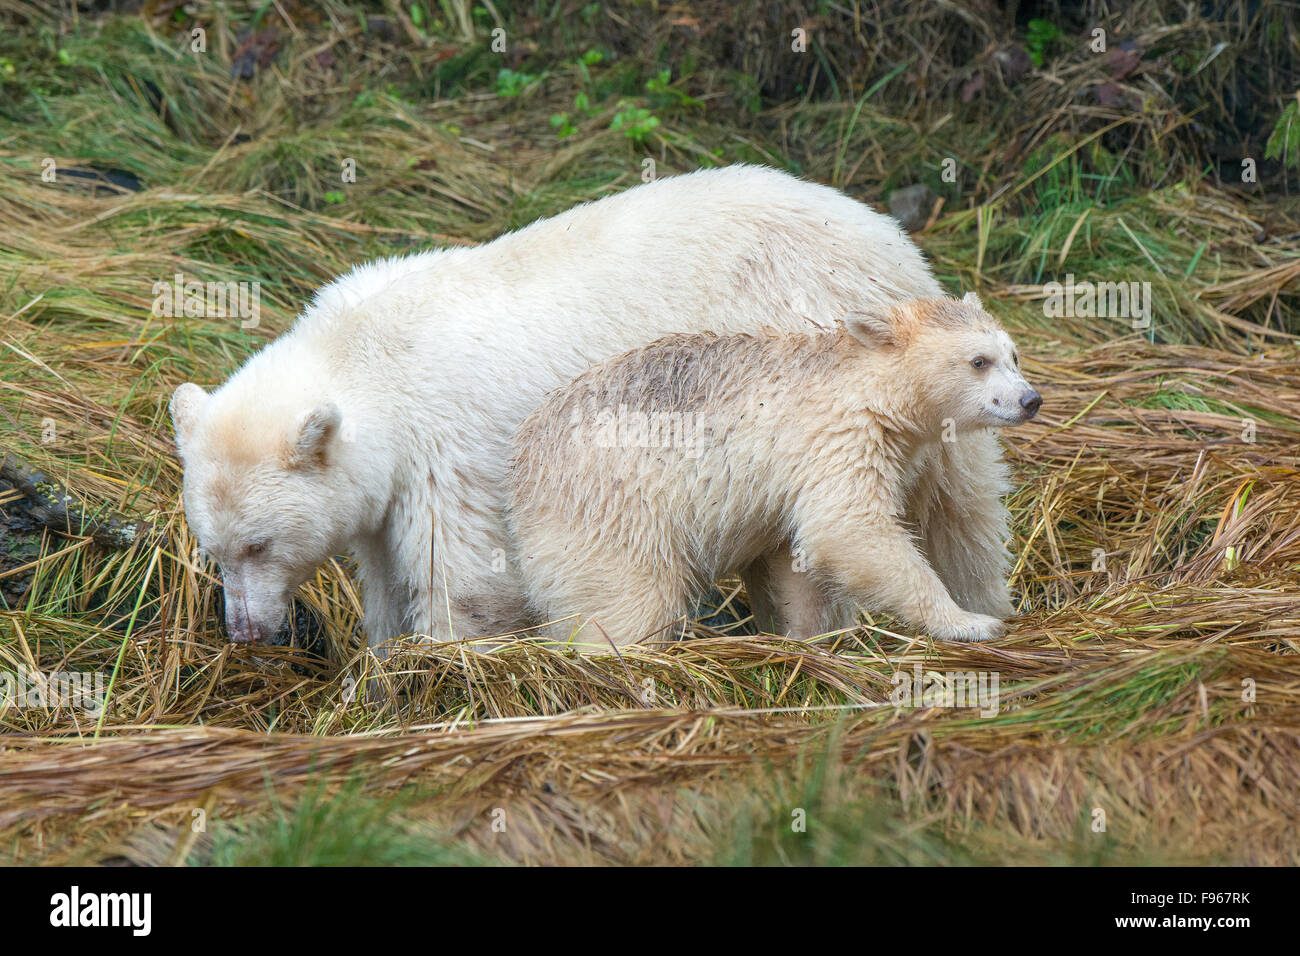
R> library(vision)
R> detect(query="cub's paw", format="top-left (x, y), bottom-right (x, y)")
top-left (933, 613), bottom-right (1007, 643)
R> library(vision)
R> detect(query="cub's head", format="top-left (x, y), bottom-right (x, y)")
top-left (170, 381), bottom-right (352, 645)
top-left (846, 292), bottom-right (1040, 431)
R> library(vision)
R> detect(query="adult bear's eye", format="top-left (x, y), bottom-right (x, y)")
top-left (245, 541), bottom-right (268, 557)
top-left (971, 356), bottom-right (990, 370)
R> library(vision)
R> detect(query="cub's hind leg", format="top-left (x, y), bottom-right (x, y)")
top-left (742, 545), bottom-right (843, 639)
top-left (527, 546), bottom-right (692, 651)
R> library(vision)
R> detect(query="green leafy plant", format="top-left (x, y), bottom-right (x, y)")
top-left (645, 69), bottom-right (702, 108)
top-left (610, 101), bottom-right (660, 142)
top-left (1025, 19), bottom-right (1062, 68)
top-left (549, 112), bottom-right (577, 138)
top-left (409, 3), bottom-right (427, 35)
top-left (578, 48), bottom-right (604, 78)
top-left (494, 68), bottom-right (538, 99)
top-left (1265, 95), bottom-right (1300, 169)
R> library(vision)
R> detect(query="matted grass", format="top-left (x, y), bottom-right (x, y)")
top-left (2, 2), bottom-right (1299, 865)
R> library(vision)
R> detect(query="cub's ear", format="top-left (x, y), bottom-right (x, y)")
top-left (961, 291), bottom-right (984, 310)
top-left (287, 403), bottom-right (341, 469)
top-left (169, 383), bottom-right (208, 451)
top-left (843, 310), bottom-right (896, 348)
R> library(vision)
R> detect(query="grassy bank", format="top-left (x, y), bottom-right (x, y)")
top-left (1, 1), bottom-right (1299, 865)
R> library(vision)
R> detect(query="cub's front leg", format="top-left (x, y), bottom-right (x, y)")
top-left (909, 433), bottom-right (1015, 619)
top-left (798, 507), bottom-right (1006, 643)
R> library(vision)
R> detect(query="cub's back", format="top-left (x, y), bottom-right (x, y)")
top-left (508, 330), bottom-right (848, 570)
top-left (511, 330), bottom-right (839, 477)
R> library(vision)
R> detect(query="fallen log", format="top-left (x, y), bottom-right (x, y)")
top-left (0, 448), bottom-right (149, 550)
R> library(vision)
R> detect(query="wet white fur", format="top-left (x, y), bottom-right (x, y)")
top-left (509, 296), bottom-right (1033, 647)
top-left (170, 165), bottom-right (1014, 651)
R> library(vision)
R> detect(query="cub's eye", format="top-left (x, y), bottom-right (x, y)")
top-left (971, 356), bottom-right (991, 370)
top-left (245, 541), bottom-right (267, 557)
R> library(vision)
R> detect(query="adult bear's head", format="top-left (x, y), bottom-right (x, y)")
top-left (170, 376), bottom-right (363, 645)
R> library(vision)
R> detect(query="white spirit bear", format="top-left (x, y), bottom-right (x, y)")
top-left (169, 166), bottom-right (1014, 651)
top-left (509, 296), bottom-right (1040, 646)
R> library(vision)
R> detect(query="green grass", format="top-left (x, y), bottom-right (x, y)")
top-left (709, 752), bottom-right (1216, 866)
top-left (196, 778), bottom-right (492, 867)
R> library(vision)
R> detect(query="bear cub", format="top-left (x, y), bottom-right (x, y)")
top-left (508, 293), bottom-right (1039, 648)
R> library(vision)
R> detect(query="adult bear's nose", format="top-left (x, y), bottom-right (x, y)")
top-left (1020, 390), bottom-right (1042, 418)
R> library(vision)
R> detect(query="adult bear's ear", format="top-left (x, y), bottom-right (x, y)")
top-left (287, 403), bottom-right (341, 469)
top-left (961, 290), bottom-right (984, 310)
top-left (843, 310), bottom-right (896, 348)
top-left (170, 383), bottom-right (208, 452)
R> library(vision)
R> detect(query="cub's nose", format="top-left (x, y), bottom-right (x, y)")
top-left (1019, 390), bottom-right (1042, 418)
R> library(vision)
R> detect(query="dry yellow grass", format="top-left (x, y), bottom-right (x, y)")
top-left (3, 0), bottom-right (1300, 866)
